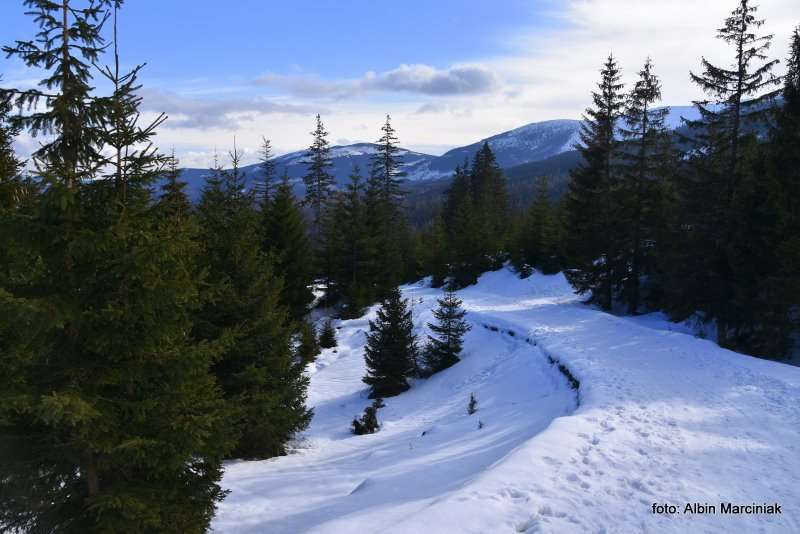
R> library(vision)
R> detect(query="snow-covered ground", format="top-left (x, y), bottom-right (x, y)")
top-left (213, 269), bottom-right (800, 533)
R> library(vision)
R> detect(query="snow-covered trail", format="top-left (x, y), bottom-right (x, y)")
top-left (214, 269), bottom-right (800, 533)
top-left (213, 273), bottom-right (577, 533)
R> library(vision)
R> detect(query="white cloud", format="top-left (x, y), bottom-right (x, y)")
top-left (138, 88), bottom-right (315, 130)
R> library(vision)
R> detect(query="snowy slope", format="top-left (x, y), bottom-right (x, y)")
top-left (213, 268), bottom-right (800, 533)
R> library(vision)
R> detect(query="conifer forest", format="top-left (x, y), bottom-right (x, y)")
top-left (0, 1), bottom-right (798, 532)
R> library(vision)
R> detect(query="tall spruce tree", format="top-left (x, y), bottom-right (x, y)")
top-left (0, 0), bottom-right (111, 189)
top-left (667, 0), bottom-right (780, 348)
top-left (565, 54), bottom-right (625, 310)
top-left (196, 149), bottom-right (312, 460)
top-left (365, 115), bottom-right (408, 297)
top-left (441, 145), bottom-right (509, 287)
top-left (442, 161), bottom-right (476, 285)
top-left (156, 150), bottom-right (192, 221)
top-left (327, 165), bottom-right (375, 316)
top-left (363, 287), bottom-right (417, 398)
top-left (255, 136), bottom-right (277, 204)
top-left (511, 176), bottom-right (564, 276)
top-left (1, 3), bottom-right (233, 531)
top-left (617, 58), bottom-right (673, 314)
top-left (302, 114), bottom-right (334, 235)
top-left (424, 289), bottom-right (471, 374)
top-left (753, 25), bottom-right (800, 357)
top-left (263, 172), bottom-right (315, 322)
top-left (469, 142), bottom-right (509, 270)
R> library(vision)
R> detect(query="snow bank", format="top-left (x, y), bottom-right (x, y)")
top-left (214, 268), bottom-right (800, 533)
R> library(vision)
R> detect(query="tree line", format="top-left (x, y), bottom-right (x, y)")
top-left (563, 0), bottom-right (800, 358)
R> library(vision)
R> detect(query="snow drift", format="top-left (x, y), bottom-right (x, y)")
top-left (213, 269), bottom-right (800, 533)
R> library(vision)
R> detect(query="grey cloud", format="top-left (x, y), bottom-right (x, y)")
top-left (138, 88), bottom-right (315, 130)
top-left (255, 64), bottom-right (499, 100)
top-left (367, 64), bottom-right (497, 95)
top-left (415, 102), bottom-right (447, 114)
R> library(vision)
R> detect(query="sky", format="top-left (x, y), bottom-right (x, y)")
top-left (1, 0), bottom-right (797, 167)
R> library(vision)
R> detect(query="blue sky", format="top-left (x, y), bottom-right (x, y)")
top-left (1, 1), bottom-right (552, 92)
top-left (1, 1), bottom-right (796, 166)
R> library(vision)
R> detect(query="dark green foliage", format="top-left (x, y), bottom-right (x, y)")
top-left (617, 59), bottom-right (674, 313)
top-left (297, 321), bottom-right (320, 363)
top-left (364, 116), bottom-right (409, 297)
top-left (510, 177), bottom-right (565, 276)
top-left (156, 151), bottom-right (192, 221)
top-left (418, 214), bottom-right (449, 287)
top-left (263, 173), bottom-right (315, 322)
top-left (468, 393), bottom-right (477, 415)
top-left (0, 88), bottom-right (35, 217)
top-left (743, 24), bottom-right (800, 357)
top-left (565, 54), bottom-right (625, 310)
top-left (325, 166), bottom-right (375, 317)
top-left (319, 318), bottom-right (337, 349)
top-left (0, 0), bottom-right (111, 188)
top-left (255, 137), bottom-right (277, 203)
top-left (424, 290), bottom-right (471, 374)
top-left (0, 3), bottom-right (237, 531)
top-left (1, 203), bottom-right (234, 534)
top-left (363, 287), bottom-right (417, 398)
top-left (196, 148), bottom-right (311, 460)
top-left (664, 0), bottom-right (781, 350)
top-left (351, 398), bottom-right (384, 435)
top-left (442, 144), bottom-right (509, 287)
top-left (303, 114), bottom-right (334, 234)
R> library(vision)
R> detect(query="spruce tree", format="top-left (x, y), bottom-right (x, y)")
top-left (667, 0), bottom-right (780, 348)
top-left (511, 176), bottom-right (564, 276)
top-left (319, 317), bottom-right (337, 349)
top-left (424, 289), bottom-right (471, 374)
top-left (297, 320), bottom-right (320, 363)
top-left (329, 165), bottom-right (375, 316)
top-left (617, 59), bottom-right (673, 313)
top-left (0, 0), bottom-right (110, 189)
top-left (442, 162), bottom-right (477, 285)
top-left (365, 115), bottom-right (408, 297)
top-left (255, 136), bottom-right (277, 203)
top-left (302, 114), bottom-right (334, 235)
top-left (156, 151), bottom-right (192, 221)
top-left (363, 287), bottom-right (417, 398)
top-left (469, 142), bottom-right (508, 269)
top-left (263, 172), bottom-right (315, 322)
top-left (753, 25), bottom-right (800, 357)
top-left (1, 3), bottom-right (232, 531)
top-left (196, 148), bottom-right (312, 460)
top-left (441, 146), bottom-right (510, 288)
top-left (565, 54), bottom-right (625, 310)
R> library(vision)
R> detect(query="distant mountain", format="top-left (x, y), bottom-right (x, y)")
top-left (173, 104), bottom-right (724, 202)
top-left (176, 143), bottom-right (438, 202)
top-left (429, 119), bottom-right (581, 171)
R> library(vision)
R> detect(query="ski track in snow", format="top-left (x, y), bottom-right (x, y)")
top-left (213, 269), bottom-right (800, 534)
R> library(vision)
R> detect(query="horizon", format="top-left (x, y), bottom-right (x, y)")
top-left (1, 0), bottom-right (796, 167)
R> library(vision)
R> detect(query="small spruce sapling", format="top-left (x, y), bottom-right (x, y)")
top-left (468, 393), bottom-right (478, 415)
top-left (319, 318), bottom-right (337, 349)
top-left (423, 289), bottom-right (471, 374)
top-left (352, 398), bottom-right (385, 435)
